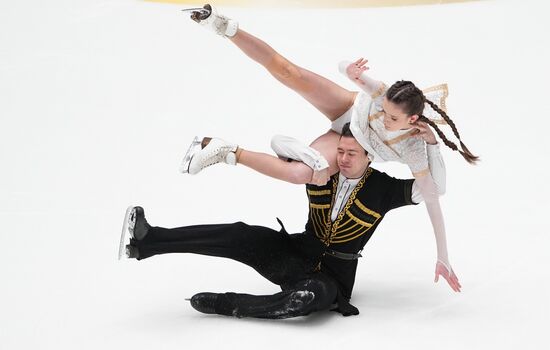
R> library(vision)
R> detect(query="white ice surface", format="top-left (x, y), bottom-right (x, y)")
top-left (1, 0), bottom-right (549, 349)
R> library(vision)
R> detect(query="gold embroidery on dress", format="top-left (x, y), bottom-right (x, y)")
top-left (383, 129), bottom-right (418, 146)
top-left (368, 111), bottom-right (383, 122)
top-left (371, 83), bottom-right (387, 100)
top-left (413, 168), bottom-right (430, 177)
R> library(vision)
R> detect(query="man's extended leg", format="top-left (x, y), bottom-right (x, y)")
top-left (181, 131), bottom-right (340, 185)
top-left (121, 207), bottom-right (334, 318)
top-left (126, 208), bottom-right (319, 286)
top-left (190, 273), bottom-right (338, 319)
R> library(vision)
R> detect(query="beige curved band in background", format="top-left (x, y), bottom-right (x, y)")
top-left (146, 0), bottom-right (482, 8)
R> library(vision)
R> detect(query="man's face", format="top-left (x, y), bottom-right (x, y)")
top-left (337, 136), bottom-right (370, 178)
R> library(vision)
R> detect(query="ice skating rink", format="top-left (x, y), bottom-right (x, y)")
top-left (1, 0), bottom-right (548, 349)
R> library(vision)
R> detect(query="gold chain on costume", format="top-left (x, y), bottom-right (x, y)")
top-left (319, 168), bottom-right (373, 246)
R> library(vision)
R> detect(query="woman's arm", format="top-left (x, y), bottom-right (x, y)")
top-left (338, 58), bottom-right (386, 97)
top-left (411, 122), bottom-right (447, 201)
top-left (411, 143), bottom-right (446, 203)
top-left (414, 173), bottom-right (461, 292)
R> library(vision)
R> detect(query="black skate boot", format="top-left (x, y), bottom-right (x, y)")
top-left (128, 206), bottom-right (151, 241)
top-left (125, 244), bottom-right (140, 259)
top-left (190, 293), bottom-right (218, 314)
top-left (118, 206), bottom-right (151, 260)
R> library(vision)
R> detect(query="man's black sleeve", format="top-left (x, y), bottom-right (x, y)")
top-left (385, 177), bottom-right (417, 211)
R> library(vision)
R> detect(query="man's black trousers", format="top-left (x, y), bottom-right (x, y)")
top-left (133, 221), bottom-right (338, 319)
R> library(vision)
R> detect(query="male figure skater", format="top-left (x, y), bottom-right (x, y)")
top-left (120, 123), bottom-right (459, 319)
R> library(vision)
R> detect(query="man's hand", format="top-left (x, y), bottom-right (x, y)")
top-left (346, 58), bottom-right (369, 85)
top-left (435, 260), bottom-right (462, 292)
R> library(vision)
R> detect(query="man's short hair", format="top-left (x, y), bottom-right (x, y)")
top-left (341, 122), bottom-right (354, 137)
top-left (340, 122), bottom-right (368, 156)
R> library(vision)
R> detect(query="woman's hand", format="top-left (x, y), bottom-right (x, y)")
top-left (435, 260), bottom-right (462, 292)
top-left (310, 168), bottom-right (330, 186)
top-left (346, 58), bottom-right (369, 85)
top-left (412, 121), bottom-right (437, 145)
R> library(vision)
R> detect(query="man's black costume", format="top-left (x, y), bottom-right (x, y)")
top-left (131, 168), bottom-right (416, 318)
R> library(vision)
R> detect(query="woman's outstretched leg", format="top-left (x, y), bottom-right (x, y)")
top-left (229, 30), bottom-right (356, 121)
top-left (189, 6), bottom-right (356, 120)
top-left (182, 131), bottom-right (340, 185)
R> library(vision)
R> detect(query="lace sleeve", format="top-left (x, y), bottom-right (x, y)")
top-left (402, 138), bottom-right (429, 176)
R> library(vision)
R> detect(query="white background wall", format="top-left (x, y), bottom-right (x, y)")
top-left (1, 0), bottom-right (549, 349)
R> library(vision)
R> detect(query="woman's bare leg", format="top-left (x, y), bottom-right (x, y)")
top-left (238, 131), bottom-right (340, 185)
top-left (309, 130), bottom-right (340, 175)
top-left (230, 30), bottom-right (356, 121)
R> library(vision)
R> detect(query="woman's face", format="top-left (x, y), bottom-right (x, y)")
top-left (381, 97), bottom-right (418, 131)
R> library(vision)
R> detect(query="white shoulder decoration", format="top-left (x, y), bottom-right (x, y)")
top-left (422, 83), bottom-right (449, 125)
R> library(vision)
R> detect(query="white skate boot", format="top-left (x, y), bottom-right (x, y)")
top-left (183, 4), bottom-right (239, 38)
top-left (180, 137), bottom-right (238, 175)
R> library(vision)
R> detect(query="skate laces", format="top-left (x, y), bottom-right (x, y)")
top-left (213, 16), bottom-right (229, 36)
top-left (199, 145), bottom-right (235, 169)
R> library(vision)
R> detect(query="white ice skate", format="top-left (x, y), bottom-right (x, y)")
top-left (118, 206), bottom-right (135, 260)
top-left (183, 4), bottom-right (239, 38)
top-left (180, 137), bottom-right (238, 175)
top-left (179, 136), bottom-right (201, 174)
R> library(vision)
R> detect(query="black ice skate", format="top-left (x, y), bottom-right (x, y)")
top-left (118, 206), bottom-right (151, 260)
top-left (190, 293), bottom-right (218, 315)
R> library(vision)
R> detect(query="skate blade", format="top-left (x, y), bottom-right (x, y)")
top-left (181, 7), bottom-right (209, 13)
top-left (118, 206), bottom-right (134, 260)
top-left (181, 8), bottom-right (211, 16)
top-left (179, 136), bottom-right (201, 174)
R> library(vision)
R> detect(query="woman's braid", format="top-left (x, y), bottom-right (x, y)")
top-left (424, 99), bottom-right (479, 164)
top-left (387, 80), bottom-right (479, 164)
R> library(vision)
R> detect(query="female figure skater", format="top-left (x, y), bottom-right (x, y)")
top-left (181, 4), bottom-right (478, 292)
